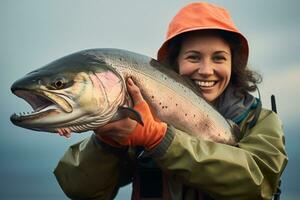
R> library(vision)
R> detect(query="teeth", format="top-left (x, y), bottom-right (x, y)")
top-left (195, 80), bottom-right (216, 87)
top-left (13, 104), bottom-right (59, 118)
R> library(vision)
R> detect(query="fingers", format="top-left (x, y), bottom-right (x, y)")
top-left (57, 128), bottom-right (72, 138)
top-left (127, 78), bottom-right (144, 105)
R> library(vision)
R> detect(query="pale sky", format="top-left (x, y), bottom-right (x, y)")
top-left (1, 0), bottom-right (299, 199)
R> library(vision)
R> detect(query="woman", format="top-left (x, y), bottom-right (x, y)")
top-left (54, 2), bottom-right (287, 200)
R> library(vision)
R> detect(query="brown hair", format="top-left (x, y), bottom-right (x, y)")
top-left (161, 30), bottom-right (262, 97)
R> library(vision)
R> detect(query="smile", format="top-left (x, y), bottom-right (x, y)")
top-left (194, 80), bottom-right (217, 88)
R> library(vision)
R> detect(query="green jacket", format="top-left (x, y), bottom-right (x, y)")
top-left (54, 108), bottom-right (288, 200)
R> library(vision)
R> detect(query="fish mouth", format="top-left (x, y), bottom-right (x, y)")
top-left (10, 89), bottom-right (72, 124)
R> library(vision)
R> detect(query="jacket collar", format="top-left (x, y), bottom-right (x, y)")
top-left (214, 85), bottom-right (258, 124)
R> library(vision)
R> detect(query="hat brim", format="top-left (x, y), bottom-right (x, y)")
top-left (157, 28), bottom-right (249, 68)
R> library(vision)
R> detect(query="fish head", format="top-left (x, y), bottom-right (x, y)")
top-left (10, 50), bottom-right (127, 133)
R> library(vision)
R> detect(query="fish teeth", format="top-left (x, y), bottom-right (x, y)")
top-left (13, 104), bottom-right (59, 118)
top-left (16, 111), bottom-right (30, 116)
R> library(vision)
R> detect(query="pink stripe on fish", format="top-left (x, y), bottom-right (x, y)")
top-left (90, 71), bottom-right (124, 109)
top-left (95, 71), bottom-right (120, 89)
top-left (90, 71), bottom-right (121, 94)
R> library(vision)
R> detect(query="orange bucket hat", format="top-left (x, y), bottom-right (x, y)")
top-left (157, 2), bottom-right (249, 68)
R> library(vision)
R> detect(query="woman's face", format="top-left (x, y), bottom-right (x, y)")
top-left (177, 33), bottom-right (232, 103)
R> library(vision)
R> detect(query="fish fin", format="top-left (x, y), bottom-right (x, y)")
top-left (111, 106), bottom-right (144, 126)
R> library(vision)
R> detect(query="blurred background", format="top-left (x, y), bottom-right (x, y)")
top-left (0, 0), bottom-right (299, 199)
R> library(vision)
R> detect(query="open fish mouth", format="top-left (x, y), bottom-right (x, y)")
top-left (10, 90), bottom-right (72, 123)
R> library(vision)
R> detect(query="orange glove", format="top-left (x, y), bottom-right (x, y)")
top-left (118, 100), bottom-right (167, 149)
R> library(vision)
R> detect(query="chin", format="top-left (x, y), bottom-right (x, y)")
top-left (202, 92), bottom-right (219, 103)
top-left (202, 96), bottom-right (214, 103)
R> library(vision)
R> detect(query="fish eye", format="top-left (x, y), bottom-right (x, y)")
top-left (52, 78), bottom-right (66, 89)
top-left (55, 80), bottom-right (64, 88)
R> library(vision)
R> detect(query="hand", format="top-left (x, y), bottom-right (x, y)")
top-left (94, 78), bottom-right (167, 149)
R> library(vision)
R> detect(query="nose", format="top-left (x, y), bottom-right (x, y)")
top-left (197, 60), bottom-right (214, 76)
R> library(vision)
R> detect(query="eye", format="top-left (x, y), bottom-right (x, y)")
top-left (186, 54), bottom-right (201, 62)
top-left (55, 80), bottom-right (64, 88)
top-left (52, 78), bottom-right (66, 89)
top-left (213, 55), bottom-right (226, 63)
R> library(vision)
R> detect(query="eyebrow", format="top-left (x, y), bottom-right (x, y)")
top-left (183, 50), bottom-right (230, 55)
top-left (183, 50), bottom-right (200, 55)
top-left (214, 51), bottom-right (230, 55)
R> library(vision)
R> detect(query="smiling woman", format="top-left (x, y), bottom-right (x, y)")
top-left (163, 29), bottom-right (262, 101)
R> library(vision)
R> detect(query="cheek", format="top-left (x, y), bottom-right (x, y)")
top-left (220, 63), bottom-right (231, 80)
top-left (225, 67), bottom-right (231, 80)
top-left (177, 60), bottom-right (186, 75)
top-left (177, 56), bottom-right (191, 75)
top-left (178, 61), bottom-right (196, 76)
top-left (227, 63), bottom-right (232, 80)
top-left (178, 66), bottom-right (186, 76)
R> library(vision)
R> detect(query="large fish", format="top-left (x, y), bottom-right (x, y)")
top-left (10, 48), bottom-right (239, 145)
